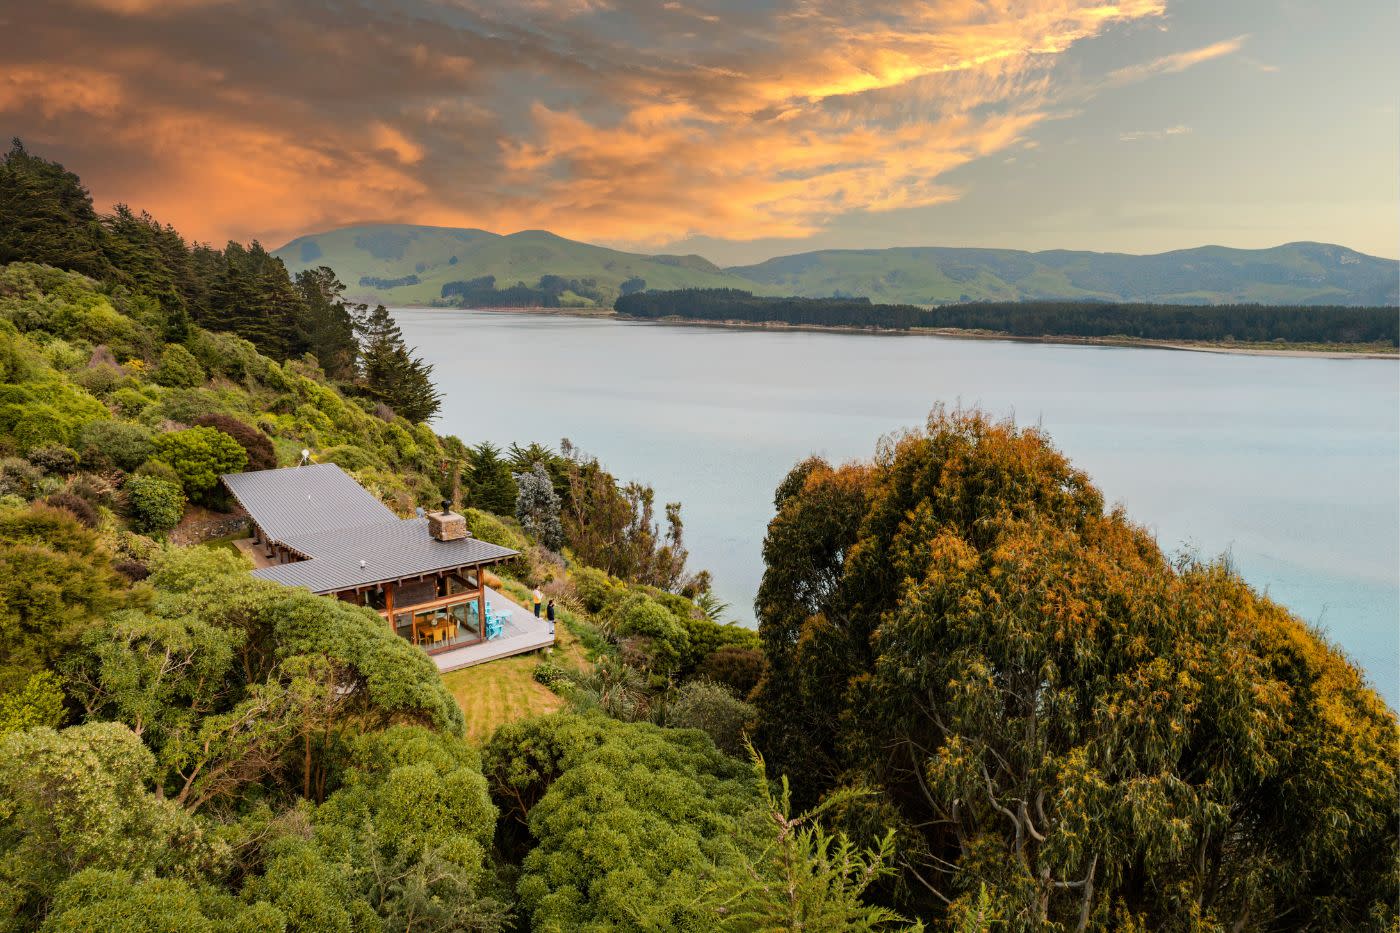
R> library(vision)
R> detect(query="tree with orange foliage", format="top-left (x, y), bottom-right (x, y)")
top-left (754, 406), bottom-right (1397, 930)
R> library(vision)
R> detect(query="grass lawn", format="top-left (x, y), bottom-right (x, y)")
top-left (441, 591), bottom-right (592, 743)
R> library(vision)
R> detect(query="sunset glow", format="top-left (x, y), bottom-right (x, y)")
top-left (2, 0), bottom-right (1395, 259)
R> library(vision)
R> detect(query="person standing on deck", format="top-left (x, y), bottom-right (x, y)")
top-left (546, 598), bottom-right (556, 636)
top-left (532, 587), bottom-right (543, 617)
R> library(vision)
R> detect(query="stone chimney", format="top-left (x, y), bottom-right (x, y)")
top-left (426, 498), bottom-right (469, 541)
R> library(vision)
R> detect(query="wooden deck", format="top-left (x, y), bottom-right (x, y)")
top-left (431, 586), bottom-right (555, 673)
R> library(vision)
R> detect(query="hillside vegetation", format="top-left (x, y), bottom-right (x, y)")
top-left (274, 224), bottom-right (1399, 308)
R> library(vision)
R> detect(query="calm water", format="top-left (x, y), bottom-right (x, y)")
top-left (393, 309), bottom-right (1400, 706)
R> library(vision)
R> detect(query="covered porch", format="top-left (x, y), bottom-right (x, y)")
top-left (429, 587), bottom-right (555, 672)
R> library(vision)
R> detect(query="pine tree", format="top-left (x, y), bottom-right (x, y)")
top-left (295, 266), bottom-right (361, 378)
top-left (102, 204), bottom-right (191, 340)
top-left (208, 241), bottom-right (305, 359)
top-left (464, 441), bottom-right (517, 514)
top-left (357, 304), bottom-right (441, 423)
top-left (0, 139), bottom-right (110, 277)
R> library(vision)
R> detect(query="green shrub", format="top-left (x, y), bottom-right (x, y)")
top-left (26, 444), bottom-right (78, 476)
top-left (133, 459), bottom-right (182, 486)
top-left (681, 616), bottom-right (761, 673)
top-left (0, 323), bottom-right (41, 384)
top-left (321, 444), bottom-right (382, 473)
top-left (155, 387), bottom-right (228, 425)
top-left (0, 381), bottom-right (108, 453)
top-left (0, 671), bottom-right (65, 735)
top-left (533, 661), bottom-right (570, 689)
top-left (572, 566), bottom-right (623, 614)
top-left (124, 474), bottom-right (185, 535)
top-left (612, 595), bottom-right (690, 674)
top-left (0, 264), bottom-right (152, 357)
top-left (192, 413), bottom-right (275, 472)
top-left (44, 490), bottom-right (99, 528)
top-left (464, 508), bottom-right (526, 552)
top-left (497, 713), bottom-right (758, 931)
top-left (69, 363), bottom-right (129, 397)
top-left (0, 458), bottom-right (41, 498)
top-left (108, 386), bottom-right (155, 418)
top-left (75, 420), bottom-right (153, 472)
top-left (149, 426), bottom-right (247, 502)
top-left (151, 344), bottom-right (205, 388)
top-left (8, 404), bottom-right (73, 452)
top-left (187, 330), bottom-right (268, 383)
top-left (663, 680), bottom-right (757, 757)
top-left (41, 339), bottom-right (85, 371)
top-left (694, 646), bottom-right (767, 700)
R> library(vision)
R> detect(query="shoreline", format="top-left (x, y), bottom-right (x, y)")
top-left (392, 305), bottom-right (1399, 360)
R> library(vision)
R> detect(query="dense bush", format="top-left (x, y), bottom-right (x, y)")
top-left (154, 387), bottom-right (229, 425)
top-left (571, 565), bottom-right (623, 614)
top-left (0, 671), bottom-right (65, 736)
top-left (464, 507), bottom-right (528, 577)
top-left (0, 506), bottom-right (129, 692)
top-left (123, 474), bottom-right (185, 535)
top-left (151, 344), bottom-right (205, 388)
top-left (25, 445), bottom-right (78, 476)
top-left (0, 458), bottom-right (41, 498)
top-left (74, 420), bottom-right (153, 472)
top-left (132, 458), bottom-right (182, 486)
top-left (320, 443), bottom-right (381, 473)
top-left (612, 594), bottom-right (690, 675)
top-left (663, 680), bottom-right (757, 756)
top-left (43, 491), bottom-right (98, 527)
top-left (695, 646), bottom-right (767, 699)
top-left (149, 426), bottom-right (247, 502)
top-left (0, 382), bottom-right (106, 454)
top-left (192, 413), bottom-right (275, 472)
top-left (486, 713), bottom-right (760, 930)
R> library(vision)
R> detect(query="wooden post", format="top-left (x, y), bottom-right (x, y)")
top-left (474, 563), bottom-right (486, 644)
top-left (385, 583), bottom-right (396, 635)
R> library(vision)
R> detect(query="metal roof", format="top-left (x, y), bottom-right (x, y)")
top-left (251, 518), bottom-right (518, 593)
top-left (221, 464), bottom-right (519, 595)
top-left (221, 463), bottom-right (398, 543)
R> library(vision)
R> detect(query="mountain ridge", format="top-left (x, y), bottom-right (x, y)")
top-left (273, 225), bottom-right (1399, 308)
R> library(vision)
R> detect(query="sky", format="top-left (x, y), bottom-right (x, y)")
top-left (2, 0), bottom-right (1396, 263)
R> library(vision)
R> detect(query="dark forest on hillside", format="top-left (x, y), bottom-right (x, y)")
top-left (440, 274), bottom-right (605, 308)
top-left (616, 288), bottom-right (1400, 345)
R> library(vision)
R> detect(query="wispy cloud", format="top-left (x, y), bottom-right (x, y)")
top-left (1104, 35), bottom-right (1247, 87)
top-left (0, 0), bottom-right (1217, 247)
top-left (1119, 124), bottom-right (1192, 142)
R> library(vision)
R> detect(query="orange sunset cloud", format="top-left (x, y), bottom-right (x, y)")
top-left (0, 0), bottom-right (1241, 249)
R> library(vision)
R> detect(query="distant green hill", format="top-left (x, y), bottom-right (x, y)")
top-left (727, 242), bottom-right (1400, 306)
top-left (274, 226), bottom-right (1399, 308)
top-left (274, 225), bottom-right (763, 307)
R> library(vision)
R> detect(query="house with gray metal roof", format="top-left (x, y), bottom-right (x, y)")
top-left (221, 463), bottom-right (527, 659)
